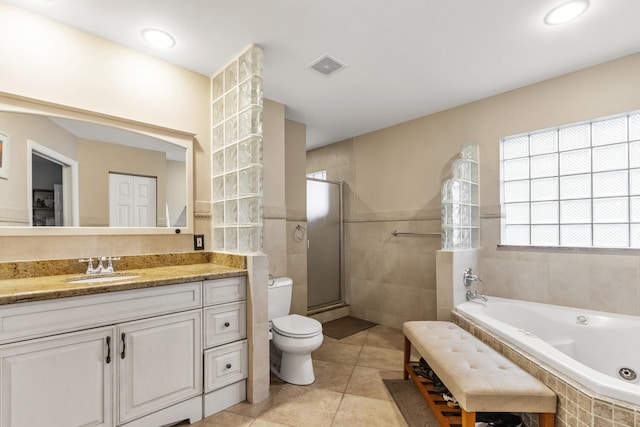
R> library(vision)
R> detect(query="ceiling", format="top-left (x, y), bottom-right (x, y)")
top-left (5, 0), bottom-right (640, 150)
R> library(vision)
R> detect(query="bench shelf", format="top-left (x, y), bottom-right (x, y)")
top-left (404, 361), bottom-right (462, 427)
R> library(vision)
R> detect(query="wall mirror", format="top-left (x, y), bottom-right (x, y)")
top-left (0, 94), bottom-right (194, 236)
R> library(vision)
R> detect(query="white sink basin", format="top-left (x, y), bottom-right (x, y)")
top-left (67, 274), bottom-right (139, 284)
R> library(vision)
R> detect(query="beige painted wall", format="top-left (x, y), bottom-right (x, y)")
top-left (284, 119), bottom-right (308, 315)
top-left (309, 52), bottom-right (640, 326)
top-left (0, 112), bottom-right (77, 225)
top-left (0, 3), bottom-right (209, 260)
top-left (284, 120), bottom-right (307, 219)
top-left (262, 99), bottom-right (287, 278)
top-left (166, 160), bottom-right (187, 226)
top-left (78, 139), bottom-right (167, 226)
top-left (261, 102), bottom-right (309, 314)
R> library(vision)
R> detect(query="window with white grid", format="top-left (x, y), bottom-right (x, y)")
top-left (501, 112), bottom-right (640, 248)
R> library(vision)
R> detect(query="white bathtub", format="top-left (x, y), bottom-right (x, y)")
top-left (455, 296), bottom-right (640, 405)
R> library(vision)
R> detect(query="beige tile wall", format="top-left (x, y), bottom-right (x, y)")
top-left (348, 219), bottom-right (440, 328)
top-left (480, 210), bottom-right (640, 316)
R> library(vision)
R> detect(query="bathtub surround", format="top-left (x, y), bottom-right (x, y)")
top-left (453, 313), bottom-right (640, 427)
top-left (457, 297), bottom-right (640, 406)
top-left (435, 248), bottom-right (481, 321)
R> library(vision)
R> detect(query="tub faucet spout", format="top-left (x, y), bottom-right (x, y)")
top-left (466, 290), bottom-right (488, 302)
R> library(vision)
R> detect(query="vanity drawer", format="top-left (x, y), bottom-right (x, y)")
top-left (203, 302), bottom-right (246, 348)
top-left (204, 340), bottom-right (248, 392)
top-left (0, 282), bottom-right (202, 344)
top-left (203, 277), bottom-right (246, 306)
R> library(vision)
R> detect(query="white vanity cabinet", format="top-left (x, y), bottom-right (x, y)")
top-left (0, 281), bottom-right (204, 427)
top-left (202, 277), bottom-right (248, 417)
top-left (117, 310), bottom-right (202, 425)
top-left (0, 326), bottom-right (114, 427)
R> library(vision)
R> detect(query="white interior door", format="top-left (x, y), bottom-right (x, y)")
top-left (109, 173), bottom-right (156, 227)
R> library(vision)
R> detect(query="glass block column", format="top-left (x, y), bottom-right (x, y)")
top-left (441, 144), bottom-right (480, 249)
top-left (211, 45), bottom-right (264, 253)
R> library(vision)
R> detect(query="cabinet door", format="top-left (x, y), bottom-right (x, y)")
top-left (117, 310), bottom-right (201, 424)
top-left (0, 327), bottom-right (114, 427)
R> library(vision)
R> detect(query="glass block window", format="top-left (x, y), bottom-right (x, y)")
top-left (501, 111), bottom-right (640, 248)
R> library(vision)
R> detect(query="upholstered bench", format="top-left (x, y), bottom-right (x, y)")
top-left (403, 321), bottom-right (556, 427)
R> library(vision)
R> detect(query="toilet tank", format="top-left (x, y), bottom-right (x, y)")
top-left (268, 277), bottom-right (293, 321)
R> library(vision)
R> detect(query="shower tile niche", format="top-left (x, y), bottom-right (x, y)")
top-left (441, 144), bottom-right (480, 249)
top-left (211, 45), bottom-right (264, 254)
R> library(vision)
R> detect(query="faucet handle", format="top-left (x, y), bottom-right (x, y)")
top-left (463, 267), bottom-right (481, 287)
top-left (79, 258), bottom-right (94, 274)
top-left (105, 256), bottom-right (120, 273)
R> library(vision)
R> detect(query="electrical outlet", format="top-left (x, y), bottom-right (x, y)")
top-left (194, 234), bottom-right (205, 251)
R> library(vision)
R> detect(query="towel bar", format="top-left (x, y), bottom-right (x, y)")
top-left (391, 230), bottom-right (441, 237)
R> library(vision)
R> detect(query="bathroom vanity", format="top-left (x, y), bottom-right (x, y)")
top-left (0, 261), bottom-right (248, 427)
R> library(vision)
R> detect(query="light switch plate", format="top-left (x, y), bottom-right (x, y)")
top-left (194, 234), bottom-right (205, 251)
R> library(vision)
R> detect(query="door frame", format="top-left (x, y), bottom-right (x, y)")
top-left (27, 139), bottom-right (79, 226)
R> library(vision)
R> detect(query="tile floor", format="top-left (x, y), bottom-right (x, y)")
top-left (191, 324), bottom-right (411, 427)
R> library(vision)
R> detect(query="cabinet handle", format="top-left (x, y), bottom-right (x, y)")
top-left (224, 322), bottom-right (230, 327)
top-left (106, 336), bottom-right (112, 364)
top-left (121, 332), bottom-right (126, 359)
top-left (226, 363), bottom-right (232, 369)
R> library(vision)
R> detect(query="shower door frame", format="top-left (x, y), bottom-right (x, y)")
top-left (306, 178), bottom-right (344, 311)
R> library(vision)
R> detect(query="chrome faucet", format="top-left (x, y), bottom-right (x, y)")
top-left (464, 267), bottom-right (487, 302)
top-left (463, 267), bottom-right (480, 287)
top-left (466, 289), bottom-right (488, 302)
top-left (79, 256), bottom-right (120, 274)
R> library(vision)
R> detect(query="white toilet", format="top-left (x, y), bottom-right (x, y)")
top-left (268, 277), bottom-right (323, 385)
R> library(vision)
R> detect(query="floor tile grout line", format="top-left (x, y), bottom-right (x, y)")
top-left (330, 329), bottom-right (368, 426)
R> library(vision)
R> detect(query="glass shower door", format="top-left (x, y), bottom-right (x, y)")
top-left (306, 179), bottom-right (342, 309)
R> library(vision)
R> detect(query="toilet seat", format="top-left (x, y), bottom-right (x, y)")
top-left (272, 314), bottom-right (322, 338)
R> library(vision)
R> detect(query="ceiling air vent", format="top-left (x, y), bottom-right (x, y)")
top-left (308, 54), bottom-right (346, 76)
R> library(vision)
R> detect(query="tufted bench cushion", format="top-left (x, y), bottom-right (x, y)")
top-left (403, 321), bottom-right (556, 416)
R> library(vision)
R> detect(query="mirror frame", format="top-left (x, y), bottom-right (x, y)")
top-left (0, 92), bottom-right (194, 236)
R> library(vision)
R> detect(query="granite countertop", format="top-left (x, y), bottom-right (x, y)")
top-left (0, 262), bottom-right (247, 305)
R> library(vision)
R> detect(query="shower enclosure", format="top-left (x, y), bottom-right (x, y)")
top-left (306, 178), bottom-right (343, 310)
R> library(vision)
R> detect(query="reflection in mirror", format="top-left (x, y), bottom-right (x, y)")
top-left (0, 111), bottom-right (190, 231)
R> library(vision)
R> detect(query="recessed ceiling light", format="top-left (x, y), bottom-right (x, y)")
top-left (141, 28), bottom-right (175, 49)
top-left (544, 0), bottom-right (590, 25)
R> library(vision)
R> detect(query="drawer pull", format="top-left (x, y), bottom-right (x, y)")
top-left (226, 363), bottom-right (232, 369)
top-left (106, 336), bottom-right (112, 364)
top-left (224, 322), bottom-right (230, 327)
top-left (121, 332), bottom-right (126, 359)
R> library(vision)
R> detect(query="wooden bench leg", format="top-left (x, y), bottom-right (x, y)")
top-left (539, 412), bottom-right (555, 427)
top-left (403, 335), bottom-right (411, 380)
top-left (460, 409), bottom-right (475, 427)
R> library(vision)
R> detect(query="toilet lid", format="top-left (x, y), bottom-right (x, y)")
top-left (272, 314), bottom-right (322, 338)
